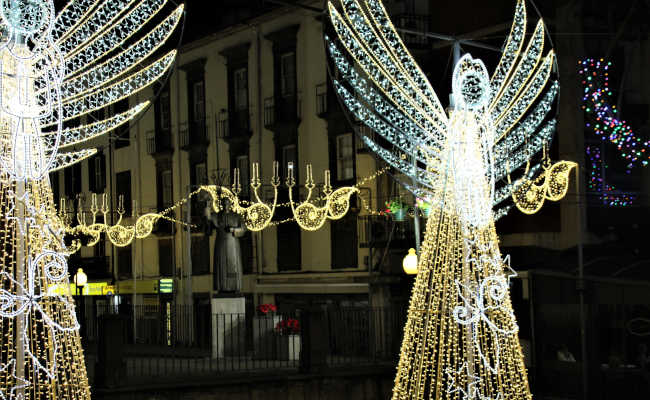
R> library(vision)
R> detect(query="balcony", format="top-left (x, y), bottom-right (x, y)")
top-left (263, 94), bottom-right (301, 130)
top-left (394, 14), bottom-right (430, 49)
top-left (216, 109), bottom-right (252, 143)
top-left (146, 129), bottom-right (174, 156)
top-left (180, 119), bottom-right (209, 151)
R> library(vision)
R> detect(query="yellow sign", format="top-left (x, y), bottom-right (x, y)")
top-left (48, 282), bottom-right (108, 296)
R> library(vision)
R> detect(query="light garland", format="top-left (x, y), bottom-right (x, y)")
top-left (579, 58), bottom-right (649, 171)
top-left (326, 0), bottom-right (563, 398)
top-left (585, 144), bottom-right (636, 207)
top-left (0, 0), bottom-right (183, 399)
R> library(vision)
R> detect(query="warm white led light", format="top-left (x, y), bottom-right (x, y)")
top-left (0, 1), bottom-right (183, 399)
top-left (326, 0), bottom-right (569, 399)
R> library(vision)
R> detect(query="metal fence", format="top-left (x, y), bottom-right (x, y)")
top-left (87, 305), bottom-right (404, 383)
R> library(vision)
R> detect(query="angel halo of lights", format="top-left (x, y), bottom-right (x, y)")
top-left (325, 0), bottom-right (570, 399)
top-left (0, 0), bottom-right (184, 399)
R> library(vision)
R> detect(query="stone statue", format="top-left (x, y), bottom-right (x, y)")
top-left (205, 199), bottom-right (246, 293)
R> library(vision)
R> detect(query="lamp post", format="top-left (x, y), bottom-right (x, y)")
top-left (74, 268), bottom-right (88, 340)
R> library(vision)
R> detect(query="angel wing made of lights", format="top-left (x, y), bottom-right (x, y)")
top-left (325, 0), bottom-right (558, 220)
top-left (0, 0), bottom-right (184, 181)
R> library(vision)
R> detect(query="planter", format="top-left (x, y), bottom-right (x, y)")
top-left (392, 208), bottom-right (407, 221)
top-left (276, 334), bottom-right (301, 361)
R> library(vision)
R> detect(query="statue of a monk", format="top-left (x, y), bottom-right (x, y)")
top-left (205, 199), bottom-right (246, 293)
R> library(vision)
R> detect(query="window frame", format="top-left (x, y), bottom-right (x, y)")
top-left (280, 52), bottom-right (296, 98)
top-left (233, 67), bottom-right (248, 111)
top-left (336, 133), bottom-right (355, 182)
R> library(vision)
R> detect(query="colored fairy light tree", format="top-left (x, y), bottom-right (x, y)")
top-left (0, 0), bottom-right (182, 399)
top-left (325, 0), bottom-right (572, 399)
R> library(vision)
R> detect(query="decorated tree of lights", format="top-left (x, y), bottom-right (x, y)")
top-left (0, 0), bottom-right (182, 399)
top-left (325, 0), bottom-right (571, 399)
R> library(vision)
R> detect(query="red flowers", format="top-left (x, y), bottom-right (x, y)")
top-left (275, 318), bottom-right (300, 335)
top-left (257, 304), bottom-right (277, 315)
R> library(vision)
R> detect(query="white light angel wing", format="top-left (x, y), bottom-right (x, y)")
top-left (488, 0), bottom-right (559, 218)
top-left (41, 0), bottom-right (183, 172)
top-left (326, 0), bottom-right (448, 197)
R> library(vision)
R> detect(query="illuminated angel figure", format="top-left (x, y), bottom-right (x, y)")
top-left (0, 1), bottom-right (183, 399)
top-left (325, 0), bottom-right (560, 399)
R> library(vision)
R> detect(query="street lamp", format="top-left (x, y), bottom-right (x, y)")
top-left (74, 268), bottom-right (88, 340)
top-left (402, 248), bottom-right (418, 275)
top-left (74, 268), bottom-right (88, 296)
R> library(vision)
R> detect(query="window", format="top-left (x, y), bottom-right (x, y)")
top-left (93, 216), bottom-right (105, 257)
top-left (113, 99), bottom-right (130, 148)
top-left (160, 170), bottom-right (173, 209)
top-left (234, 68), bottom-right (248, 111)
top-left (117, 246), bottom-right (132, 278)
top-left (88, 108), bottom-right (105, 124)
top-left (64, 163), bottom-right (82, 198)
top-left (194, 162), bottom-right (207, 185)
top-left (159, 88), bottom-right (171, 132)
top-left (88, 152), bottom-right (106, 193)
top-left (192, 80), bottom-right (205, 122)
top-left (282, 144), bottom-right (297, 180)
top-left (159, 239), bottom-right (174, 276)
top-left (336, 133), bottom-right (354, 181)
top-left (191, 235), bottom-right (210, 275)
top-left (94, 237), bottom-right (105, 258)
top-left (280, 52), bottom-right (296, 97)
top-left (236, 155), bottom-right (249, 198)
top-left (332, 212), bottom-right (358, 269)
top-left (116, 171), bottom-right (132, 216)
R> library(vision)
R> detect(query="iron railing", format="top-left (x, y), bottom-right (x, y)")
top-left (86, 306), bottom-right (404, 382)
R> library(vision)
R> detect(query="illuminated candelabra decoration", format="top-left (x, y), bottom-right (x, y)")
top-left (60, 193), bottom-right (175, 252)
top-left (579, 58), bottom-right (649, 171)
top-left (200, 162), bottom-right (360, 232)
top-left (325, 0), bottom-right (569, 399)
top-left (201, 161), bottom-right (280, 232)
top-left (0, 0), bottom-right (183, 398)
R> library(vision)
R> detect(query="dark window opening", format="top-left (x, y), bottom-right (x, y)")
top-left (192, 235), bottom-right (210, 275)
top-left (159, 239), bottom-right (174, 277)
top-left (117, 246), bottom-right (132, 279)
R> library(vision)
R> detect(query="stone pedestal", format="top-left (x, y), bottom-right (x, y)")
top-left (211, 297), bottom-right (245, 359)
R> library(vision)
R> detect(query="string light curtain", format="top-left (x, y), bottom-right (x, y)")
top-left (0, 0), bottom-right (183, 399)
top-left (325, 0), bottom-right (565, 398)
